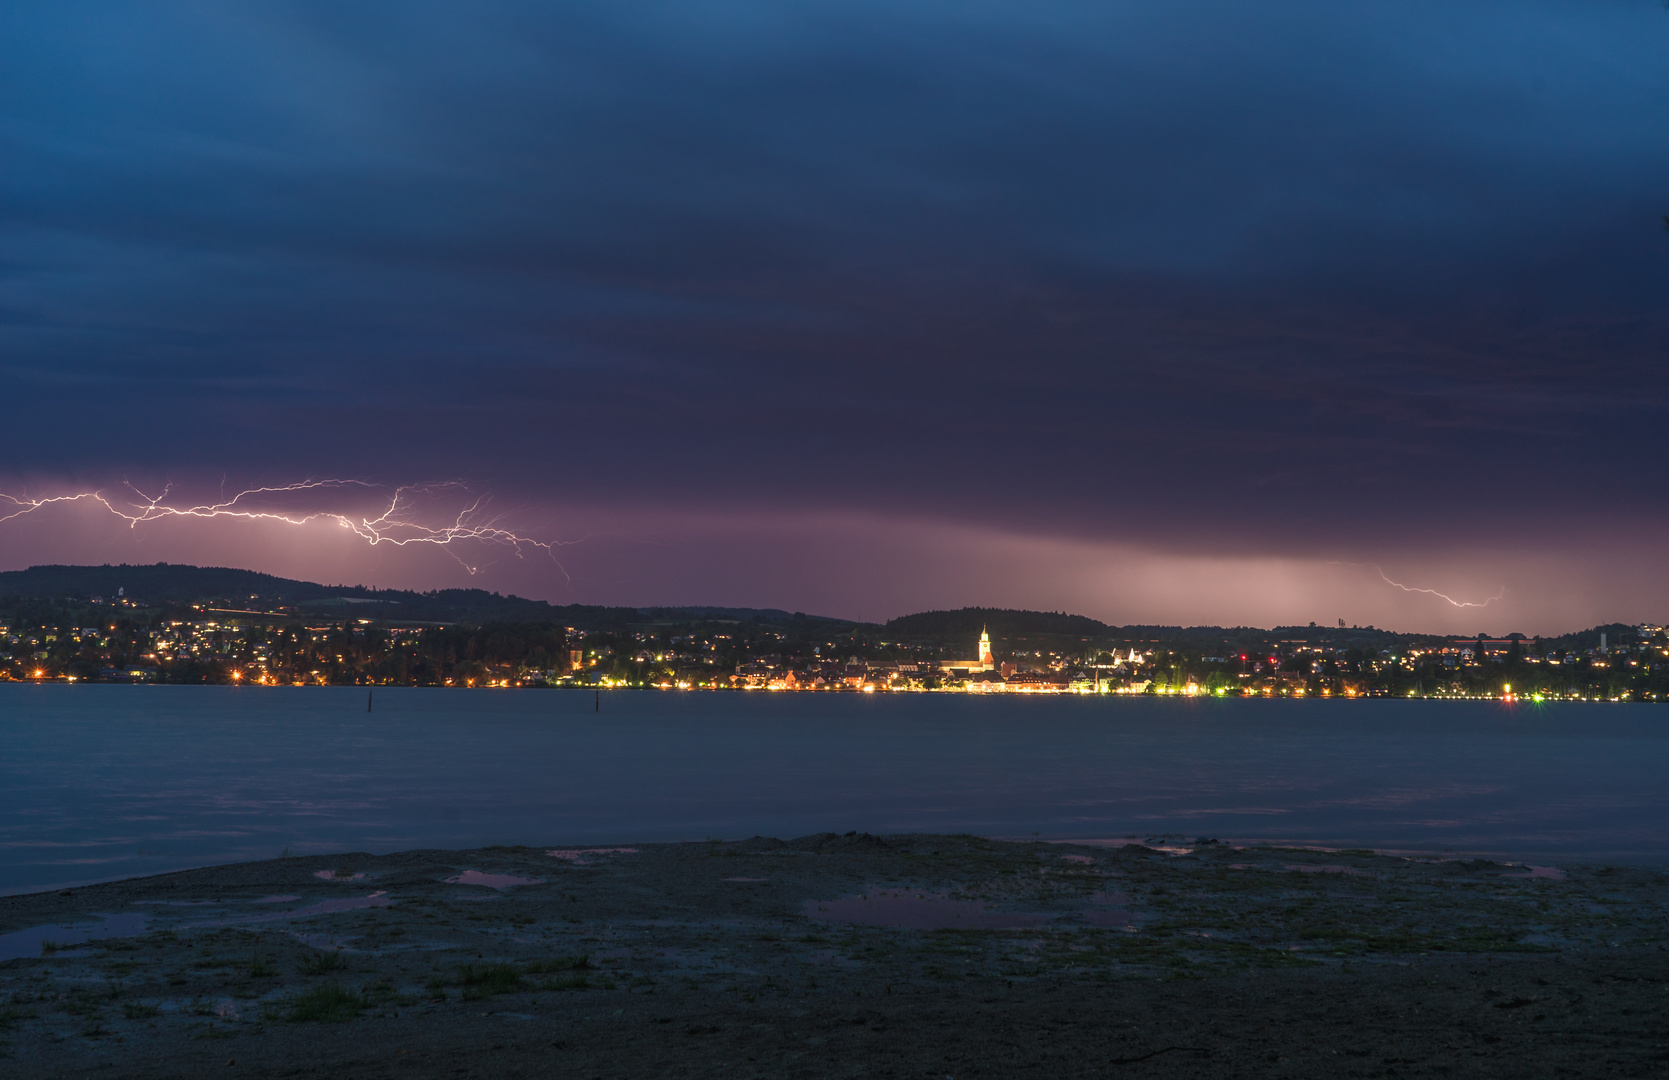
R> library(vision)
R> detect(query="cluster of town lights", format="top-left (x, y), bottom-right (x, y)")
top-left (12, 618), bottom-right (1659, 700)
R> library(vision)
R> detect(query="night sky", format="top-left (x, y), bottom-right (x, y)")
top-left (2, 1), bottom-right (1665, 632)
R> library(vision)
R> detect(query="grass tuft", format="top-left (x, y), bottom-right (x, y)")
top-left (456, 962), bottom-right (523, 999)
top-left (298, 949), bottom-right (348, 976)
top-left (284, 983), bottom-right (368, 1023)
top-left (441, 957), bottom-right (597, 998)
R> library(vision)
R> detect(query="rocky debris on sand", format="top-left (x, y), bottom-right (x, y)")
top-left (0, 836), bottom-right (1664, 1078)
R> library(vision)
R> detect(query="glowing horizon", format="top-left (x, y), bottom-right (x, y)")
top-left (0, 475), bottom-right (1653, 637)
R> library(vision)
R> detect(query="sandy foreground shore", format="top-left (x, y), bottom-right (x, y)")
top-left (1, 834), bottom-right (1665, 1079)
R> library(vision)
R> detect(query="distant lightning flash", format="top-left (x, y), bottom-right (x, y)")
top-left (1369, 565), bottom-right (1502, 608)
top-left (0, 480), bottom-right (576, 577)
top-left (1325, 560), bottom-right (1505, 608)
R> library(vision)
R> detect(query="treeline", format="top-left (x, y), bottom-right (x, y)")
top-left (0, 564), bottom-right (865, 630)
top-left (884, 607), bottom-right (1112, 644)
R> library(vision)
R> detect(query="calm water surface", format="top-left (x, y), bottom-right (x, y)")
top-left (1, 685), bottom-right (1665, 893)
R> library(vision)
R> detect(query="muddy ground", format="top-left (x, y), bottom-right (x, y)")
top-left (1, 834), bottom-right (1666, 1078)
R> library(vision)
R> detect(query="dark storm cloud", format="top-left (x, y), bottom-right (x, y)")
top-left (2, 0), bottom-right (1666, 551)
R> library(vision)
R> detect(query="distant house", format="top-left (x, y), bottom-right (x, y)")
top-left (98, 666), bottom-right (158, 682)
top-left (1003, 671), bottom-right (1071, 692)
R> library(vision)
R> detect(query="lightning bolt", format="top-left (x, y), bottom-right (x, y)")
top-left (1325, 560), bottom-right (1505, 608)
top-left (0, 479), bottom-right (578, 578)
top-left (1373, 567), bottom-right (1503, 609)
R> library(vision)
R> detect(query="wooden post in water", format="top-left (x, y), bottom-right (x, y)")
top-left (595, 689), bottom-right (599, 713)
top-left (367, 688), bottom-right (373, 713)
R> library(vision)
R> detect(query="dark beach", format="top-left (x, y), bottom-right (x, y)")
top-left (2, 835), bottom-right (1665, 1079)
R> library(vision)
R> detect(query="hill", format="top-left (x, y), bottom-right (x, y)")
top-left (883, 607), bottom-right (1112, 645)
top-left (883, 609), bottom-right (1479, 656)
top-left (0, 564), bottom-right (862, 631)
top-left (3, 566), bottom-right (1651, 649)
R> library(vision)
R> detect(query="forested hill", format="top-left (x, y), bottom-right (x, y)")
top-left (0, 563), bottom-right (336, 605)
top-left (2, 566), bottom-right (1645, 648)
top-left (883, 608), bottom-right (1484, 654)
top-left (883, 607), bottom-right (1112, 644)
top-left (881, 607), bottom-right (1265, 651)
top-left (0, 564), bottom-right (859, 630)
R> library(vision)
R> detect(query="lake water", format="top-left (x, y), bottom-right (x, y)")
top-left (1, 685), bottom-right (1665, 894)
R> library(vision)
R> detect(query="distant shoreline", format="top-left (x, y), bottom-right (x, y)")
top-left (1, 680), bottom-right (1659, 703)
top-left (3, 563), bottom-right (1663, 702)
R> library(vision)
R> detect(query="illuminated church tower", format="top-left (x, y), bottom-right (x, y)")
top-left (937, 626), bottom-right (1000, 675)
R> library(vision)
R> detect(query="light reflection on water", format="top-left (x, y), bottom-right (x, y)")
top-left (806, 888), bottom-right (1136, 930)
top-left (443, 870), bottom-right (543, 889)
top-left (546, 847), bottom-right (638, 863)
top-left (0, 892), bottom-right (396, 959)
top-left (1, 686), bottom-right (1666, 894)
top-left (0, 912), bottom-right (148, 961)
top-left (1083, 890), bottom-right (1137, 929)
top-left (184, 891), bottom-right (393, 928)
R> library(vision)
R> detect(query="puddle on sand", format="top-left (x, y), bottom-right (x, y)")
top-left (1507, 865), bottom-right (1565, 880)
top-left (287, 891), bottom-right (392, 916)
top-left (1227, 863), bottom-right (1370, 877)
top-left (314, 870), bottom-right (366, 882)
top-left (186, 891), bottom-right (393, 928)
top-left (1059, 855), bottom-right (1095, 865)
top-left (808, 888), bottom-right (1139, 932)
top-left (546, 847), bottom-right (638, 863)
top-left (1082, 889), bottom-right (1138, 929)
top-left (139, 895), bottom-right (301, 907)
top-left (0, 893), bottom-right (394, 958)
top-left (806, 891), bottom-right (1049, 930)
top-left (443, 871), bottom-right (543, 889)
top-left (0, 913), bottom-right (149, 961)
